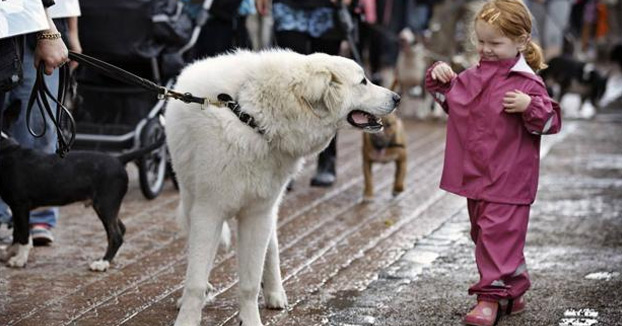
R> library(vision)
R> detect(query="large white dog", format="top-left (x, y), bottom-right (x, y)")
top-left (165, 49), bottom-right (400, 326)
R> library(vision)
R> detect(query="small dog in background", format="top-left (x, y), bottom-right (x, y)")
top-left (392, 28), bottom-right (436, 119)
top-left (362, 113), bottom-right (407, 201)
top-left (392, 28), bottom-right (427, 95)
top-left (539, 56), bottom-right (608, 111)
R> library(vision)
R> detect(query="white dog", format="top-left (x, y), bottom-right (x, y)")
top-left (165, 49), bottom-right (400, 326)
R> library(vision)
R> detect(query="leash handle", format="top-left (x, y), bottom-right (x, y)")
top-left (26, 64), bottom-right (76, 158)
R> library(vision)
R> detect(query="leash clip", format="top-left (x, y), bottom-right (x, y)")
top-left (158, 87), bottom-right (168, 100)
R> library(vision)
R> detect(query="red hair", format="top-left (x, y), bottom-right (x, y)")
top-left (476, 0), bottom-right (547, 71)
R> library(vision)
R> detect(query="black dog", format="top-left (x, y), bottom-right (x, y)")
top-left (540, 56), bottom-right (607, 109)
top-left (0, 132), bottom-right (163, 271)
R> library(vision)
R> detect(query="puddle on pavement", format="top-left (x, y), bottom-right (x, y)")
top-left (584, 271), bottom-right (620, 281)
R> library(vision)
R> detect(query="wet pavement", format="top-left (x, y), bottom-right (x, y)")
top-left (1, 107), bottom-right (621, 326)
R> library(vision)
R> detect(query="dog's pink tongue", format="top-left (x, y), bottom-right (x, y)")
top-left (351, 112), bottom-right (369, 124)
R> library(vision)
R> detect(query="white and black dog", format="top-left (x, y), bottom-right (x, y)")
top-left (0, 132), bottom-right (162, 271)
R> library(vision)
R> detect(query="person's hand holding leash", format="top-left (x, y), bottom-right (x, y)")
top-left (503, 90), bottom-right (531, 113)
top-left (431, 62), bottom-right (456, 84)
top-left (34, 10), bottom-right (69, 75)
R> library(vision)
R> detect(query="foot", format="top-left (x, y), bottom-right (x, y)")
top-left (263, 284), bottom-right (288, 309)
top-left (89, 259), bottom-right (110, 272)
top-left (464, 300), bottom-right (499, 326)
top-left (310, 171), bottom-right (335, 187)
top-left (30, 224), bottom-right (54, 246)
top-left (4, 242), bottom-right (32, 268)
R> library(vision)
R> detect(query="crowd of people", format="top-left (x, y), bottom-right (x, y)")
top-left (0, 0), bottom-right (621, 325)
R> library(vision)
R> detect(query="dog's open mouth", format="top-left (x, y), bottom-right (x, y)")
top-left (347, 110), bottom-right (383, 133)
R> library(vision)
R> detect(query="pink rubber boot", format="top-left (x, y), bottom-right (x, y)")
top-left (463, 300), bottom-right (500, 326)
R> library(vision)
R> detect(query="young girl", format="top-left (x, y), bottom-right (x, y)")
top-left (425, 1), bottom-right (562, 325)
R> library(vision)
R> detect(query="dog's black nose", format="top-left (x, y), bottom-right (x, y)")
top-left (393, 93), bottom-right (401, 106)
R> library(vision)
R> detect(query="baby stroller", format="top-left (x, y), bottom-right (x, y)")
top-left (72, 0), bottom-right (214, 199)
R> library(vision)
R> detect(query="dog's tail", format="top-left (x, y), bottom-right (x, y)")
top-left (115, 136), bottom-right (165, 164)
top-left (176, 202), bottom-right (232, 250)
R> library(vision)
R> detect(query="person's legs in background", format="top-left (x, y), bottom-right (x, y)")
top-left (543, 0), bottom-right (571, 60)
top-left (0, 38), bottom-right (60, 246)
top-left (525, 0), bottom-right (546, 52)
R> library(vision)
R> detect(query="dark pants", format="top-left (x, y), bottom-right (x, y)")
top-left (0, 92), bottom-right (5, 133)
top-left (274, 31), bottom-right (341, 56)
top-left (193, 16), bottom-right (251, 59)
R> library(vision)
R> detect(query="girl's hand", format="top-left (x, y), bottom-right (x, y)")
top-left (503, 90), bottom-right (531, 113)
top-left (255, 0), bottom-right (270, 16)
top-left (430, 62), bottom-right (456, 84)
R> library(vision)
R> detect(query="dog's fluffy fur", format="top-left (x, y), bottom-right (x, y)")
top-left (165, 49), bottom-right (399, 326)
top-left (0, 134), bottom-right (160, 271)
top-left (362, 113), bottom-right (407, 200)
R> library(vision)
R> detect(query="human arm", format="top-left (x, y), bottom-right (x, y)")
top-left (34, 9), bottom-right (69, 75)
top-left (66, 16), bottom-right (81, 70)
top-left (504, 88), bottom-right (562, 135)
top-left (425, 61), bottom-right (456, 112)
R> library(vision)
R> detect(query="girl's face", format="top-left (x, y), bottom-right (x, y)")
top-left (475, 20), bottom-right (525, 61)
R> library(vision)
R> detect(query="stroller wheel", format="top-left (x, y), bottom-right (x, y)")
top-left (138, 117), bottom-right (167, 199)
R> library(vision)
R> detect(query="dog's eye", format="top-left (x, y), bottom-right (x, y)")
top-left (360, 78), bottom-right (367, 85)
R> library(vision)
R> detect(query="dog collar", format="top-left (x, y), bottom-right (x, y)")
top-left (210, 94), bottom-right (265, 135)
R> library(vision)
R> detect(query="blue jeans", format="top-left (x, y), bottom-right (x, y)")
top-left (0, 42), bottom-right (59, 228)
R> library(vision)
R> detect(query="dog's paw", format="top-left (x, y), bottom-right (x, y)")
top-left (362, 195), bottom-right (375, 203)
top-left (7, 254), bottom-right (28, 268)
top-left (174, 302), bottom-right (203, 326)
top-left (176, 285), bottom-right (214, 309)
top-left (173, 312), bottom-right (201, 326)
top-left (392, 186), bottom-right (404, 197)
top-left (5, 243), bottom-right (30, 267)
top-left (89, 260), bottom-right (110, 272)
top-left (238, 313), bottom-right (264, 326)
top-left (263, 287), bottom-right (288, 309)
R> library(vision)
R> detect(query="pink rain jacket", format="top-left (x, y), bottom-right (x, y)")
top-left (425, 55), bottom-right (562, 205)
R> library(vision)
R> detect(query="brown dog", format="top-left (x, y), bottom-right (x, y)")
top-left (362, 113), bottom-right (407, 200)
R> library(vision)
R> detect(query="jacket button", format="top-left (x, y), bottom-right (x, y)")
top-left (11, 74), bottom-right (19, 82)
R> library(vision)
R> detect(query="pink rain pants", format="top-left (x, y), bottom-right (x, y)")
top-left (467, 199), bottom-right (531, 302)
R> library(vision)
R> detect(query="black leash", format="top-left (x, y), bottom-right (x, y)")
top-left (68, 52), bottom-right (206, 105)
top-left (26, 64), bottom-right (75, 158)
top-left (68, 52), bottom-right (266, 135)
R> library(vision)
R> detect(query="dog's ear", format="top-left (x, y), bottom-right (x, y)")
top-left (295, 68), bottom-right (341, 116)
